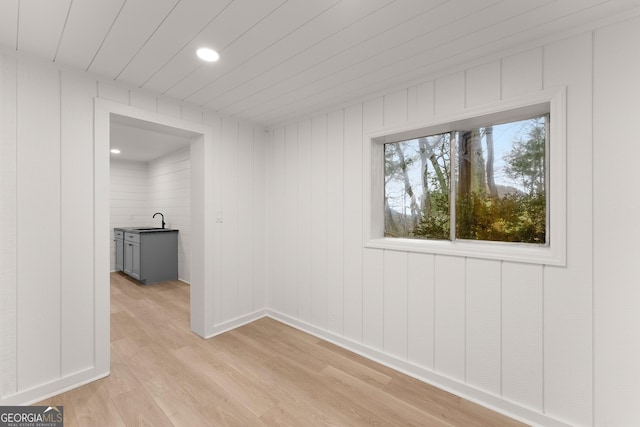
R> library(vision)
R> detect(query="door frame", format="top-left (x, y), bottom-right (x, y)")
top-left (94, 98), bottom-right (218, 375)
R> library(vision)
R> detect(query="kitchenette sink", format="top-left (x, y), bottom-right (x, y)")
top-left (132, 227), bottom-right (167, 231)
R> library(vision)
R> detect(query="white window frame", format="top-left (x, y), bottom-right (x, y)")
top-left (364, 87), bottom-right (566, 266)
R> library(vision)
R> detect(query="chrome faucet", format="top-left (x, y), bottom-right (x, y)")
top-left (153, 212), bottom-right (166, 229)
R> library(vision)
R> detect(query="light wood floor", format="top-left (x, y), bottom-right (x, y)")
top-left (37, 272), bottom-right (527, 426)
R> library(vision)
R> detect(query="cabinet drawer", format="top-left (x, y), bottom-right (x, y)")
top-left (124, 232), bottom-right (140, 243)
top-left (115, 230), bottom-right (124, 239)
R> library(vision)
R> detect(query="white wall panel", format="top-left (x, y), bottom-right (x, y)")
top-left (433, 255), bottom-right (465, 381)
top-left (110, 160), bottom-right (148, 271)
top-left (220, 118), bottom-right (240, 321)
top-left (542, 33), bottom-right (593, 426)
top-left (284, 123), bottom-right (299, 317)
top-left (363, 97), bottom-right (384, 133)
top-left (407, 86), bottom-right (418, 124)
top-left (0, 53), bottom-right (18, 396)
top-left (466, 61), bottom-right (500, 107)
top-left (593, 16), bottom-right (640, 427)
top-left (310, 115), bottom-right (328, 328)
top-left (434, 72), bottom-right (464, 115)
top-left (60, 69), bottom-right (96, 375)
top-left (414, 80), bottom-right (434, 121)
top-left (97, 80), bottom-right (129, 105)
top-left (16, 58), bottom-right (61, 390)
top-left (501, 48), bottom-right (543, 99)
top-left (383, 250), bottom-right (408, 360)
top-left (252, 129), bottom-right (267, 310)
top-left (130, 89), bottom-right (157, 112)
top-left (157, 97), bottom-right (181, 119)
top-left (265, 130), bottom-right (274, 310)
top-left (0, 2), bottom-right (18, 51)
top-left (269, 127), bottom-right (286, 313)
top-left (363, 96), bottom-right (383, 244)
top-left (201, 112), bottom-right (223, 327)
top-left (465, 258), bottom-right (501, 395)
top-left (407, 252), bottom-right (434, 370)
top-left (237, 124), bottom-right (255, 314)
top-left (297, 119), bottom-right (313, 323)
top-left (326, 109), bottom-right (344, 334)
top-left (342, 104), bottom-right (363, 342)
top-left (383, 89), bottom-right (407, 127)
top-left (362, 248), bottom-right (384, 350)
top-left (502, 262), bottom-right (543, 411)
top-left (148, 147), bottom-right (191, 283)
top-left (361, 97), bottom-right (384, 350)
top-left (181, 104), bottom-right (203, 125)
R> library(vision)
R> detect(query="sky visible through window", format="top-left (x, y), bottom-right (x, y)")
top-left (385, 120), bottom-right (536, 215)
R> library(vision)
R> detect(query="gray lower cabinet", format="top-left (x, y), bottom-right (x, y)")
top-left (123, 233), bottom-right (141, 280)
top-left (114, 230), bottom-right (124, 271)
top-left (116, 228), bottom-right (178, 284)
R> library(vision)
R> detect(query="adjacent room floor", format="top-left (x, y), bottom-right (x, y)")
top-left (36, 272), bottom-right (526, 426)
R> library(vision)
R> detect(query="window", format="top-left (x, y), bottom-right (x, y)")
top-left (365, 87), bottom-right (566, 266)
top-left (384, 115), bottom-right (548, 244)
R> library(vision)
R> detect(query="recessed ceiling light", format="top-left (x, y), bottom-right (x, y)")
top-left (197, 47), bottom-right (220, 62)
top-left (110, 149), bottom-right (121, 154)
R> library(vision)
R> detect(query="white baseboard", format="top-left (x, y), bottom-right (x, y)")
top-left (265, 309), bottom-right (572, 427)
top-left (1, 367), bottom-right (109, 406)
top-left (203, 309), bottom-right (269, 339)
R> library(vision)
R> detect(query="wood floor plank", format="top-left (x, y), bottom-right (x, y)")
top-left (149, 387), bottom-right (217, 427)
top-left (110, 387), bottom-right (174, 427)
top-left (102, 345), bottom-right (142, 398)
top-left (321, 365), bottom-right (452, 426)
top-left (65, 381), bottom-right (126, 427)
top-left (174, 344), bottom-right (278, 417)
top-left (272, 326), bottom-right (394, 387)
top-left (201, 397), bottom-right (266, 427)
top-left (35, 273), bottom-right (527, 426)
top-left (36, 393), bottom-right (81, 427)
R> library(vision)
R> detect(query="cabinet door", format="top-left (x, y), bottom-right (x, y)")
top-left (115, 238), bottom-right (124, 271)
top-left (130, 242), bottom-right (141, 280)
top-left (124, 241), bottom-right (133, 276)
top-left (124, 241), bottom-right (141, 280)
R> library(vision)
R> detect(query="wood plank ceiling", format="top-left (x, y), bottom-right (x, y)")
top-left (1, 0), bottom-right (638, 126)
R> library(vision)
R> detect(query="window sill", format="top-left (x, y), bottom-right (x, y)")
top-left (365, 237), bottom-right (565, 266)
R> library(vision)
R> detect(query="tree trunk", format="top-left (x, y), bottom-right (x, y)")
top-left (384, 197), bottom-right (398, 236)
top-left (418, 138), bottom-right (431, 214)
top-left (395, 143), bottom-right (420, 230)
top-left (485, 126), bottom-right (498, 197)
top-left (458, 129), bottom-right (486, 195)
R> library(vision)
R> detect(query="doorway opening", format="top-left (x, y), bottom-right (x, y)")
top-left (94, 99), bottom-right (217, 376)
top-left (109, 114), bottom-right (195, 284)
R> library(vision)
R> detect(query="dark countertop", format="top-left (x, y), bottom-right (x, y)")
top-left (114, 227), bottom-right (179, 233)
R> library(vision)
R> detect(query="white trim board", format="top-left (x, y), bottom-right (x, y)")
top-left (94, 99), bottom-right (220, 382)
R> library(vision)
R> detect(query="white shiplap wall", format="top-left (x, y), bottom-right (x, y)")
top-left (0, 50), bottom-right (267, 405)
top-left (593, 16), bottom-right (640, 427)
top-left (109, 159), bottom-right (148, 271)
top-left (267, 33), bottom-right (595, 426)
top-left (148, 147), bottom-right (191, 283)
